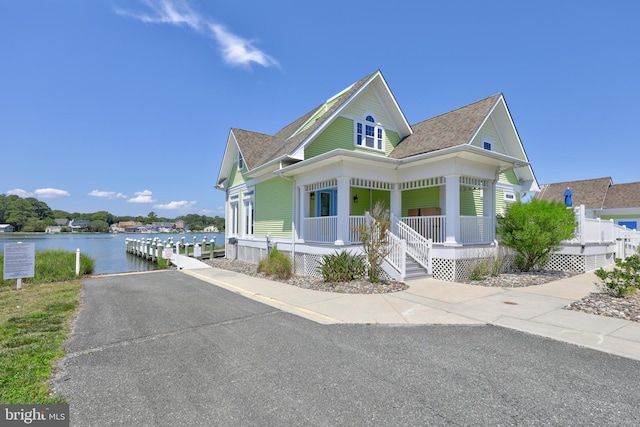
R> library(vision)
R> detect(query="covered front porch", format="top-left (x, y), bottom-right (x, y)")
top-left (299, 176), bottom-right (497, 247)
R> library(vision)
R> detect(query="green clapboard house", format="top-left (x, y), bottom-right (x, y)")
top-left (216, 70), bottom-right (538, 281)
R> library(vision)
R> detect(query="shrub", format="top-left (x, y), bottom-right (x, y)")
top-left (469, 250), bottom-right (509, 281)
top-left (594, 255), bottom-right (640, 297)
top-left (356, 201), bottom-right (391, 283)
top-left (257, 247), bottom-right (292, 280)
top-left (317, 250), bottom-right (367, 283)
top-left (497, 199), bottom-right (576, 272)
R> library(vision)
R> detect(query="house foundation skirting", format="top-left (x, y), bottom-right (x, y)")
top-left (224, 239), bottom-right (620, 283)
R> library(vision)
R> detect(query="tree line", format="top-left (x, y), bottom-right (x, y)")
top-left (0, 194), bottom-right (225, 233)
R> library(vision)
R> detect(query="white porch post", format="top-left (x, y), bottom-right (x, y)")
top-left (484, 181), bottom-right (496, 241)
top-left (335, 177), bottom-right (350, 245)
top-left (298, 186), bottom-right (306, 241)
top-left (390, 183), bottom-right (402, 221)
top-left (444, 174), bottom-right (461, 245)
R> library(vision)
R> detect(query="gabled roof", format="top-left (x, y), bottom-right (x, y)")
top-left (217, 70), bottom-right (537, 190)
top-left (602, 182), bottom-right (640, 209)
top-left (389, 94), bottom-right (501, 159)
top-left (535, 177), bottom-right (612, 208)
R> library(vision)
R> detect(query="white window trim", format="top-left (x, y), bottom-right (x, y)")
top-left (354, 113), bottom-right (385, 152)
top-left (242, 189), bottom-right (255, 238)
top-left (237, 150), bottom-right (244, 170)
top-left (503, 191), bottom-right (516, 202)
top-left (482, 137), bottom-right (493, 151)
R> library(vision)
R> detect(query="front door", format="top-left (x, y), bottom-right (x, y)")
top-left (317, 189), bottom-right (337, 217)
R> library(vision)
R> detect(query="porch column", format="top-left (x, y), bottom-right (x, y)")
top-left (335, 177), bottom-right (350, 245)
top-left (444, 174), bottom-right (461, 245)
top-left (484, 181), bottom-right (496, 241)
top-left (390, 183), bottom-right (402, 220)
top-left (297, 185), bottom-right (305, 241)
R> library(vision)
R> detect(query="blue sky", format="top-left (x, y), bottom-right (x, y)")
top-left (1, 0), bottom-right (638, 217)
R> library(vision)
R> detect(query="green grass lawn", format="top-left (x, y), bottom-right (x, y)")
top-left (0, 250), bottom-right (89, 403)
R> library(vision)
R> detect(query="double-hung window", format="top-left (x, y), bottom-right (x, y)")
top-left (355, 114), bottom-right (384, 151)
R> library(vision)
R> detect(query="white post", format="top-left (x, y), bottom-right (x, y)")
top-left (76, 248), bottom-right (80, 276)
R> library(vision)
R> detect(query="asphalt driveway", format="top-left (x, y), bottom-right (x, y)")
top-left (53, 271), bottom-right (640, 426)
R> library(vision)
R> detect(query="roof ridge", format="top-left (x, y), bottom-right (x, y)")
top-left (410, 93), bottom-right (501, 127)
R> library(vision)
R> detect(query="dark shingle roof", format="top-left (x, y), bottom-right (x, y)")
top-left (535, 177), bottom-right (612, 208)
top-left (389, 94), bottom-right (501, 159)
top-left (602, 182), bottom-right (640, 209)
top-left (234, 71), bottom-right (378, 171)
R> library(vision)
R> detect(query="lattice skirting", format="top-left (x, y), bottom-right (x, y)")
top-left (227, 243), bottom-right (614, 283)
top-left (227, 245), bottom-right (390, 280)
top-left (543, 253), bottom-right (614, 273)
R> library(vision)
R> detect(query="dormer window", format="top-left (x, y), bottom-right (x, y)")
top-left (355, 114), bottom-right (384, 151)
top-left (237, 151), bottom-right (244, 170)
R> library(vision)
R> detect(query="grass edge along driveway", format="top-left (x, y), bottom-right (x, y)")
top-left (0, 280), bottom-right (81, 404)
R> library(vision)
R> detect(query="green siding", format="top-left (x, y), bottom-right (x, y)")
top-left (351, 188), bottom-right (390, 215)
top-left (499, 170), bottom-right (518, 184)
top-left (255, 177), bottom-right (292, 238)
top-left (471, 120), bottom-right (507, 155)
top-left (460, 189), bottom-right (482, 216)
top-left (401, 187), bottom-right (440, 216)
top-left (229, 162), bottom-right (245, 187)
top-left (305, 117), bottom-right (354, 159)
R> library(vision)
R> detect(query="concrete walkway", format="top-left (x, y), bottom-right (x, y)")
top-left (181, 266), bottom-right (640, 361)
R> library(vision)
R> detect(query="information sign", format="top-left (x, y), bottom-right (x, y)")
top-left (3, 242), bottom-right (35, 280)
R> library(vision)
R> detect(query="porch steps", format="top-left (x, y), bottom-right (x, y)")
top-left (404, 256), bottom-right (431, 281)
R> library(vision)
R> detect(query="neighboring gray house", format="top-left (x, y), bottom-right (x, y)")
top-left (536, 177), bottom-right (640, 230)
top-left (69, 219), bottom-right (91, 232)
top-left (0, 224), bottom-right (14, 232)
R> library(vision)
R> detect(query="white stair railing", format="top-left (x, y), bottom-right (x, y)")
top-left (393, 218), bottom-right (433, 275)
top-left (385, 231), bottom-right (406, 278)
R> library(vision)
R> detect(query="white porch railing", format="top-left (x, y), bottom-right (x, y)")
top-left (385, 231), bottom-right (406, 278)
top-left (399, 216), bottom-right (445, 243)
top-left (460, 216), bottom-right (493, 245)
top-left (393, 220), bottom-right (432, 274)
top-left (564, 205), bottom-right (640, 260)
top-left (349, 215), bottom-right (366, 243)
top-left (304, 216), bottom-right (337, 243)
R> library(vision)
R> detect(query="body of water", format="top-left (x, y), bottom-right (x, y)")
top-left (0, 232), bottom-right (224, 275)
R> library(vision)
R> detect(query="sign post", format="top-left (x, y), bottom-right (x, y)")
top-left (3, 242), bottom-right (35, 290)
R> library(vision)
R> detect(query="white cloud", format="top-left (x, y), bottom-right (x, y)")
top-left (128, 190), bottom-right (156, 203)
top-left (6, 189), bottom-right (32, 198)
top-left (34, 188), bottom-right (71, 198)
top-left (116, 0), bottom-right (279, 68)
top-left (89, 190), bottom-right (127, 199)
top-left (7, 188), bottom-right (70, 199)
top-left (209, 23), bottom-right (279, 68)
top-left (153, 200), bottom-right (196, 210)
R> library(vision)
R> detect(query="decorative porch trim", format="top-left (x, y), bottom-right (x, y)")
top-left (305, 179), bottom-right (338, 192)
top-left (349, 178), bottom-right (393, 190)
top-left (460, 176), bottom-right (490, 189)
top-left (400, 177), bottom-right (444, 190)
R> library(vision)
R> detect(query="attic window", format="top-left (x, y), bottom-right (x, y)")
top-left (483, 141), bottom-right (492, 151)
top-left (238, 151), bottom-right (244, 170)
top-left (355, 114), bottom-right (384, 151)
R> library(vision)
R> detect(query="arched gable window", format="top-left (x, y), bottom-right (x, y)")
top-left (355, 114), bottom-right (384, 151)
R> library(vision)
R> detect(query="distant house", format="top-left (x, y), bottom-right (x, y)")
top-left (0, 224), bottom-right (14, 232)
top-left (69, 219), bottom-right (91, 232)
top-left (204, 225), bottom-right (219, 233)
top-left (173, 220), bottom-right (186, 230)
top-left (54, 218), bottom-right (69, 227)
top-left (45, 226), bottom-right (63, 233)
top-left (536, 177), bottom-right (640, 230)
